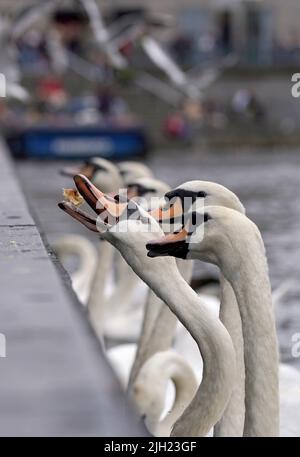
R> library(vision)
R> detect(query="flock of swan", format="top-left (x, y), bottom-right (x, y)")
top-left (55, 157), bottom-right (300, 437)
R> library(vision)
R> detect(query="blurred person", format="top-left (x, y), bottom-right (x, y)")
top-left (37, 75), bottom-right (68, 110)
top-left (97, 84), bottom-right (130, 123)
top-left (231, 88), bottom-right (265, 123)
top-left (163, 110), bottom-right (188, 139)
top-left (17, 30), bottom-right (49, 74)
top-left (170, 32), bottom-right (195, 67)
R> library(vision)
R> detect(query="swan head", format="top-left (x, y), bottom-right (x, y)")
top-left (146, 206), bottom-right (263, 275)
top-left (60, 157), bottom-right (122, 193)
top-left (58, 174), bottom-right (182, 293)
top-left (58, 173), bottom-right (166, 251)
top-left (118, 161), bottom-right (153, 186)
top-left (149, 180), bottom-right (245, 233)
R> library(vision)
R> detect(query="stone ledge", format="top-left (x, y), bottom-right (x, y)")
top-left (0, 139), bottom-right (146, 437)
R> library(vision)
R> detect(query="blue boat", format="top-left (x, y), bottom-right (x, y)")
top-left (7, 125), bottom-right (149, 160)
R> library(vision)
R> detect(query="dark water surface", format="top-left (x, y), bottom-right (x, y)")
top-left (16, 147), bottom-right (300, 366)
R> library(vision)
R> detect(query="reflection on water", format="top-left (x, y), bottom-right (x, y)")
top-left (17, 148), bottom-right (300, 366)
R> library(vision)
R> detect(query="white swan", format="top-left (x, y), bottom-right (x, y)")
top-left (147, 205), bottom-right (280, 436)
top-left (88, 176), bottom-right (171, 343)
top-left (130, 180), bottom-right (246, 436)
top-left (57, 157), bottom-right (123, 306)
top-left (59, 176), bottom-right (237, 437)
top-left (58, 158), bottom-right (148, 341)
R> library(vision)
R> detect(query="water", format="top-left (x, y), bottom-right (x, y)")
top-left (16, 147), bottom-right (300, 366)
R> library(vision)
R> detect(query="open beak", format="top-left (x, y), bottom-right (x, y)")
top-left (146, 228), bottom-right (189, 259)
top-left (74, 174), bottom-right (127, 218)
top-left (58, 174), bottom-right (128, 232)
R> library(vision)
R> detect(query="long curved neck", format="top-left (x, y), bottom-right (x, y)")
top-left (214, 275), bottom-right (245, 436)
top-left (119, 250), bottom-right (236, 437)
top-left (55, 235), bottom-right (97, 277)
top-left (146, 352), bottom-right (198, 437)
top-left (159, 356), bottom-right (198, 437)
top-left (224, 239), bottom-right (279, 437)
top-left (128, 260), bottom-right (193, 390)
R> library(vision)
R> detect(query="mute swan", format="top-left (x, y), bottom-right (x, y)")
top-left (59, 159), bottom-right (168, 342)
top-left (58, 157), bottom-right (123, 307)
top-left (58, 175), bottom-right (237, 437)
top-left (131, 180), bottom-right (246, 436)
top-left (59, 157), bottom-right (149, 342)
top-left (147, 206), bottom-right (280, 436)
top-left (88, 176), bottom-right (171, 343)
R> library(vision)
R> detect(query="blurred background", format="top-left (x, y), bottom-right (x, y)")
top-left (0, 0), bottom-right (299, 368)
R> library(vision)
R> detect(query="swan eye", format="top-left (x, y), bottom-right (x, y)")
top-left (204, 212), bottom-right (212, 222)
top-left (197, 191), bottom-right (207, 198)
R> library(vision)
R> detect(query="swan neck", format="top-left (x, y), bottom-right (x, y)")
top-left (225, 247), bottom-right (279, 437)
top-left (156, 355), bottom-right (198, 437)
top-left (146, 265), bottom-right (236, 437)
top-left (214, 275), bottom-right (245, 437)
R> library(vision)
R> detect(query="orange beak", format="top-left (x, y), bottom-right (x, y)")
top-left (74, 174), bottom-right (127, 218)
top-left (146, 227), bottom-right (189, 259)
top-left (149, 197), bottom-right (183, 223)
top-left (58, 175), bottom-right (128, 232)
